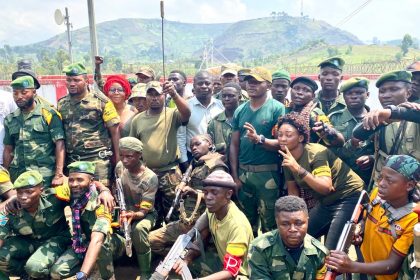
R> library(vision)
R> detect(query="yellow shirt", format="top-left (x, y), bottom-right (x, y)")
top-left (361, 188), bottom-right (417, 280)
top-left (207, 201), bottom-right (254, 276)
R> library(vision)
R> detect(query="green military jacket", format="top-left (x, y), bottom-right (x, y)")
top-left (248, 230), bottom-right (328, 280)
top-left (314, 90), bottom-right (346, 115)
top-left (329, 108), bottom-right (374, 184)
top-left (3, 101), bottom-right (64, 186)
top-left (0, 189), bottom-right (70, 241)
top-left (207, 111), bottom-right (233, 162)
top-left (57, 90), bottom-right (120, 157)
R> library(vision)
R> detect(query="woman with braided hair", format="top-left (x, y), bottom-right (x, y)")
top-left (277, 112), bottom-right (364, 250)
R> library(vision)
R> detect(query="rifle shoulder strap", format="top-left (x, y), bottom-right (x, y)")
top-left (179, 191), bottom-right (204, 225)
top-left (383, 201), bottom-right (416, 239)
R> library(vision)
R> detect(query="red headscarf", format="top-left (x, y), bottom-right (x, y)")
top-left (104, 75), bottom-right (131, 100)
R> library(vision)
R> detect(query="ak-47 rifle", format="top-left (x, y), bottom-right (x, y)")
top-left (166, 163), bottom-right (194, 222)
top-left (324, 190), bottom-right (370, 280)
top-left (149, 228), bottom-right (197, 280)
top-left (115, 173), bottom-right (133, 257)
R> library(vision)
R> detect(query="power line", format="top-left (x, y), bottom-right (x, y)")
top-left (336, 0), bottom-right (374, 27)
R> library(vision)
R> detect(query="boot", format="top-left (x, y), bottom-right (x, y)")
top-left (137, 249), bottom-right (152, 279)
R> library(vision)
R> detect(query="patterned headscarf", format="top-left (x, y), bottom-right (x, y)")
top-left (384, 155), bottom-right (420, 181)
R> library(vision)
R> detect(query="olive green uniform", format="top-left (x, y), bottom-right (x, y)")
top-left (314, 91), bottom-right (346, 115)
top-left (207, 111), bottom-right (233, 162)
top-left (50, 185), bottom-right (125, 280)
top-left (0, 188), bottom-right (71, 278)
top-left (58, 90), bottom-right (120, 187)
top-left (329, 108), bottom-right (374, 185)
top-left (3, 101), bottom-right (64, 187)
top-left (149, 152), bottom-right (227, 256)
top-left (248, 231), bottom-right (328, 280)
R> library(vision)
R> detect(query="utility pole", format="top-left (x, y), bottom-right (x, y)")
top-left (87, 0), bottom-right (98, 72)
top-left (64, 8), bottom-right (73, 63)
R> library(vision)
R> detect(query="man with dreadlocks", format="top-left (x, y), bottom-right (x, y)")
top-left (149, 134), bottom-right (227, 258)
top-left (115, 137), bottom-right (158, 279)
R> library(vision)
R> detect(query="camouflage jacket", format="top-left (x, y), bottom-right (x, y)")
top-left (248, 230), bottom-right (328, 280)
top-left (207, 111), bottom-right (233, 161)
top-left (57, 90), bottom-right (120, 156)
top-left (314, 90), bottom-right (347, 115)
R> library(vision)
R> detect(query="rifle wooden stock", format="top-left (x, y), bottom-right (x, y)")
top-left (166, 163), bottom-right (193, 221)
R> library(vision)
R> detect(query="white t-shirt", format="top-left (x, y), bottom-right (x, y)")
top-left (0, 90), bottom-right (17, 164)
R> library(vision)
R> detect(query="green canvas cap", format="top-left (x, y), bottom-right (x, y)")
top-left (272, 69), bottom-right (291, 82)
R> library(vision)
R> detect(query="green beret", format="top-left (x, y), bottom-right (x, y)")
top-left (11, 76), bottom-right (35, 89)
top-left (119, 137), bottom-right (144, 153)
top-left (318, 57), bottom-right (345, 70)
top-left (272, 69), bottom-right (291, 83)
top-left (146, 81), bottom-right (163, 94)
top-left (384, 155), bottom-right (419, 181)
top-left (63, 62), bottom-right (87, 76)
top-left (68, 161), bottom-right (96, 175)
top-left (244, 67), bottom-right (272, 83)
top-left (340, 77), bottom-right (370, 93)
top-left (376, 70), bottom-right (412, 88)
top-left (291, 76), bottom-right (318, 93)
top-left (13, 170), bottom-right (43, 189)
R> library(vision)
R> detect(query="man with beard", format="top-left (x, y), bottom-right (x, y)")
top-left (315, 57), bottom-right (346, 115)
top-left (248, 196), bottom-right (328, 279)
top-left (178, 71), bottom-right (224, 170)
top-left (3, 76), bottom-right (65, 188)
top-left (271, 69), bottom-right (291, 106)
top-left (406, 61), bottom-right (420, 103)
top-left (58, 63), bottom-right (120, 187)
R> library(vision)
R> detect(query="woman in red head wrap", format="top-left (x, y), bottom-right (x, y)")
top-left (104, 75), bottom-right (137, 136)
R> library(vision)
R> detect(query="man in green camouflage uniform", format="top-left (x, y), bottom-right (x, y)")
top-left (0, 170), bottom-right (71, 279)
top-left (248, 196), bottom-right (328, 280)
top-left (329, 77), bottom-right (374, 185)
top-left (116, 137), bottom-right (158, 278)
top-left (314, 57), bottom-right (347, 115)
top-left (58, 63), bottom-right (120, 187)
top-left (3, 76), bottom-right (65, 188)
top-left (50, 161), bottom-right (124, 280)
top-left (406, 61), bottom-right (420, 103)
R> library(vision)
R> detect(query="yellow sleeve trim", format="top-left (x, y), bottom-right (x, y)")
top-left (41, 108), bottom-right (53, 125)
top-left (139, 200), bottom-right (153, 210)
top-left (55, 184), bottom-right (70, 202)
top-left (312, 165), bottom-right (332, 177)
top-left (315, 264), bottom-right (327, 279)
top-left (0, 170), bottom-right (10, 183)
top-left (226, 243), bottom-right (247, 257)
top-left (96, 205), bottom-right (112, 221)
top-left (102, 101), bottom-right (119, 123)
top-left (317, 114), bottom-right (331, 125)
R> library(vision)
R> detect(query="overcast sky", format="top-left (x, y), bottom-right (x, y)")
top-left (1, 0), bottom-right (419, 46)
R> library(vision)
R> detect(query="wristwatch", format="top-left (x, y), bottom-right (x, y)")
top-left (258, 134), bottom-right (266, 145)
top-left (76, 271), bottom-right (87, 280)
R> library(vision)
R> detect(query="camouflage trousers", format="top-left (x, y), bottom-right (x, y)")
top-left (50, 233), bottom-right (125, 280)
top-left (149, 220), bottom-right (193, 256)
top-left (132, 211), bottom-right (156, 255)
top-left (153, 167), bottom-right (182, 225)
top-left (238, 168), bottom-right (283, 234)
top-left (0, 235), bottom-right (70, 278)
top-left (66, 156), bottom-right (112, 187)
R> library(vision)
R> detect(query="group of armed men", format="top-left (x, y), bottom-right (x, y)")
top-left (0, 55), bottom-right (418, 280)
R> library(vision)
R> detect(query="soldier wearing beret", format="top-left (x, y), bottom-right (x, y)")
top-left (58, 62), bottom-right (120, 187)
top-left (171, 170), bottom-right (253, 279)
top-left (329, 77), bottom-right (375, 185)
top-left (248, 196), bottom-right (328, 280)
top-left (50, 161), bottom-right (124, 280)
top-left (271, 69), bottom-right (291, 106)
top-left (0, 170), bottom-right (71, 279)
top-left (353, 70), bottom-right (420, 190)
top-left (315, 57), bottom-right (347, 115)
top-left (3, 75), bottom-right (66, 188)
top-left (406, 61), bottom-right (420, 103)
top-left (136, 66), bottom-right (156, 84)
top-left (115, 137), bottom-right (158, 278)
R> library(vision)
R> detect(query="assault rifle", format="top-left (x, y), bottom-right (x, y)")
top-left (166, 163), bottom-right (193, 222)
top-left (149, 228), bottom-right (197, 280)
top-left (115, 174), bottom-right (133, 257)
top-left (324, 190), bottom-right (370, 280)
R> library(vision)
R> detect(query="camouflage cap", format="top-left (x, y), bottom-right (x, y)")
top-left (0, 167), bottom-right (13, 192)
top-left (146, 81), bottom-right (163, 95)
top-left (318, 57), bottom-right (345, 70)
top-left (129, 83), bottom-right (147, 100)
top-left (375, 70), bottom-right (412, 88)
top-left (136, 66), bottom-right (156, 79)
top-left (11, 76), bottom-right (35, 89)
top-left (244, 67), bottom-right (272, 83)
top-left (384, 155), bottom-right (420, 181)
top-left (340, 77), bottom-right (370, 93)
top-left (62, 62), bottom-right (87, 76)
top-left (13, 170), bottom-right (43, 189)
top-left (237, 68), bottom-right (251, 76)
top-left (406, 61), bottom-right (420, 73)
top-left (290, 76), bottom-right (318, 93)
top-left (203, 170), bottom-right (237, 190)
top-left (272, 69), bottom-right (291, 83)
top-left (68, 161), bottom-right (96, 175)
top-left (12, 69), bottom-right (41, 89)
top-left (119, 137), bottom-right (144, 153)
